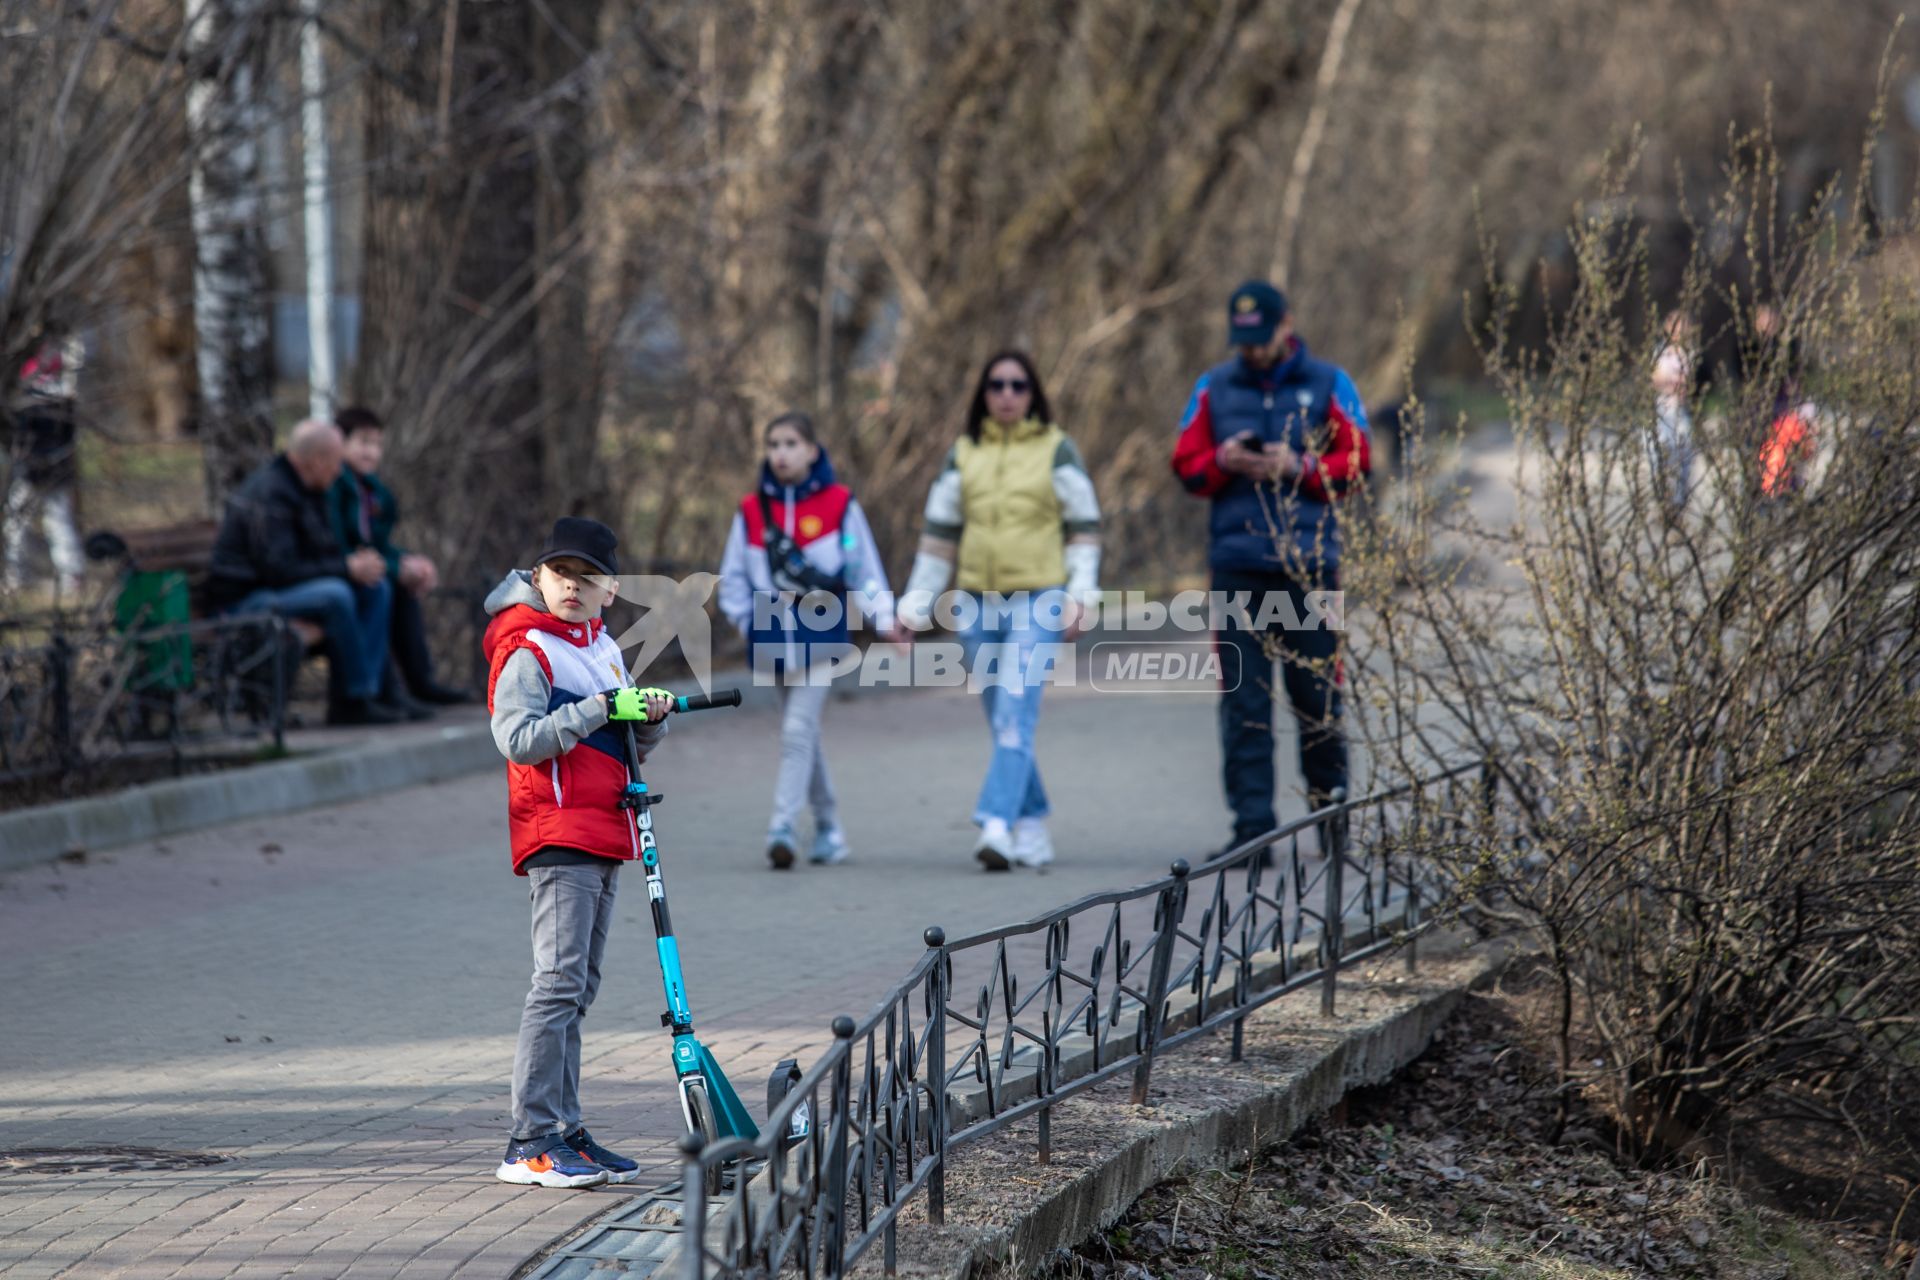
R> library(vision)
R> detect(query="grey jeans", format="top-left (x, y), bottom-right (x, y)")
top-left (511, 860), bottom-right (619, 1140)
top-left (771, 681), bottom-right (838, 833)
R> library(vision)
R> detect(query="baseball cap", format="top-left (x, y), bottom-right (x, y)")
top-left (1227, 279), bottom-right (1288, 347)
top-left (535, 516), bottom-right (619, 578)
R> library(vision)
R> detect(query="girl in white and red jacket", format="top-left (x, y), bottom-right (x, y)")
top-left (717, 412), bottom-right (894, 870)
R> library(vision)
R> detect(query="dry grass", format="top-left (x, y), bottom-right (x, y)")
top-left (1035, 989), bottom-right (1891, 1280)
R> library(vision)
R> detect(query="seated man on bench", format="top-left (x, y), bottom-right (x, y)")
top-left (205, 419), bottom-right (412, 726)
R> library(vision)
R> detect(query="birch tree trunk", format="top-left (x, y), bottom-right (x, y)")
top-left (185, 0), bottom-right (278, 505)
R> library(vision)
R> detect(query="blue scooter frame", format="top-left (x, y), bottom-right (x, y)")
top-left (614, 688), bottom-right (762, 1192)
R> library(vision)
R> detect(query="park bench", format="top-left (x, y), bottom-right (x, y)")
top-left (83, 520), bottom-right (322, 647)
top-left (0, 522), bottom-right (329, 793)
top-left (82, 519), bottom-right (326, 726)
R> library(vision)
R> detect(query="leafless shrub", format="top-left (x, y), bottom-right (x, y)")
top-left (1351, 112), bottom-right (1920, 1175)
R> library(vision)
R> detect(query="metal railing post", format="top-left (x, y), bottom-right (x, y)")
top-left (270, 616), bottom-right (287, 754)
top-left (1130, 859), bottom-right (1189, 1105)
top-left (884, 1006), bottom-right (899, 1277)
top-left (1321, 790), bottom-right (1347, 1017)
top-left (48, 632), bottom-right (73, 774)
top-left (1405, 783), bottom-right (1426, 975)
top-left (680, 1130), bottom-right (706, 1280)
top-left (1405, 860), bottom-right (1420, 975)
top-left (823, 1014), bottom-right (856, 1279)
top-left (923, 927), bottom-right (947, 1228)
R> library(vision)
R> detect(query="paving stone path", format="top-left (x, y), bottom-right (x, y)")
top-left (1, 678), bottom-right (1300, 1279)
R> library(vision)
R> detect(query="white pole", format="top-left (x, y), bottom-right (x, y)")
top-left (300, 0), bottom-right (336, 419)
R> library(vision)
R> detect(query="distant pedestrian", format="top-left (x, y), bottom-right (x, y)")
top-left (3, 320), bottom-right (87, 598)
top-left (1759, 403), bottom-right (1817, 499)
top-left (899, 351), bottom-right (1103, 871)
top-left (1651, 311), bottom-right (1697, 508)
top-left (1751, 304), bottom-right (1820, 500)
top-left (717, 411), bottom-right (894, 870)
top-left (1171, 280), bottom-right (1370, 856)
top-left (1751, 304), bottom-right (1806, 422)
top-left (481, 516), bottom-right (671, 1189)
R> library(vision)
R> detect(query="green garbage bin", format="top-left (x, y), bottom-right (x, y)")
top-left (114, 569), bottom-right (194, 693)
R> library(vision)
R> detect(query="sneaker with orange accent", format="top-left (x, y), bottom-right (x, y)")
top-left (565, 1126), bottom-right (642, 1185)
top-left (495, 1133), bottom-right (608, 1188)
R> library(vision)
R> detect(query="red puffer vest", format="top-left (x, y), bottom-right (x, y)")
top-left (483, 603), bottom-right (639, 874)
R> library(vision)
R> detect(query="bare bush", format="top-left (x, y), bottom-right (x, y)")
top-left (1353, 119), bottom-right (1920, 1178)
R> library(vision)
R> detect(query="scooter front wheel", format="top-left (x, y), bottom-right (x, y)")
top-left (682, 1079), bottom-right (726, 1197)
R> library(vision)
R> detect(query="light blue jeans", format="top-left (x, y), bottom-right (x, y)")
top-left (771, 681), bottom-right (838, 834)
top-left (956, 588), bottom-right (1072, 827)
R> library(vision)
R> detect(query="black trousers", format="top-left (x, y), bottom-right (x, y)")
top-left (1211, 566), bottom-right (1347, 839)
top-left (322, 584), bottom-right (444, 706)
top-left (389, 585), bottom-right (443, 696)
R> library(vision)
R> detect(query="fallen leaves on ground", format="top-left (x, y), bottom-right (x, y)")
top-left (1037, 994), bottom-right (1885, 1280)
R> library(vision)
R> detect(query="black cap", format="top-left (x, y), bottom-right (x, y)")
top-left (535, 516), bottom-right (619, 578)
top-left (1227, 279), bottom-right (1288, 347)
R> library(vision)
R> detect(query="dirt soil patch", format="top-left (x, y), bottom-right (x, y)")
top-left (1041, 993), bottom-right (1893, 1279)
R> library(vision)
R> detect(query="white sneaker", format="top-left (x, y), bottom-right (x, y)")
top-left (810, 824), bottom-right (849, 865)
top-left (1010, 818), bottom-right (1054, 868)
top-left (974, 819), bottom-right (1013, 871)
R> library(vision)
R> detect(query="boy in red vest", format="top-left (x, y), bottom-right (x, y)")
top-left (482, 517), bottom-right (672, 1188)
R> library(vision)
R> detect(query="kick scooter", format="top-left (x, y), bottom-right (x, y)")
top-left (608, 686), bottom-right (805, 1193)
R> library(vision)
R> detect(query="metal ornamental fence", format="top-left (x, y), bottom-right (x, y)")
top-left (0, 613), bottom-right (294, 794)
top-left (673, 760), bottom-right (1490, 1279)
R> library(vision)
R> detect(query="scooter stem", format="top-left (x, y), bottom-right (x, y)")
top-left (620, 721), bottom-right (696, 1040)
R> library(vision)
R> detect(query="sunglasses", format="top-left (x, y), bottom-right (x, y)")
top-left (986, 378), bottom-right (1031, 394)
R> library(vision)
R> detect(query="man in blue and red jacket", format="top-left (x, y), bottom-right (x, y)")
top-left (1171, 280), bottom-right (1371, 853)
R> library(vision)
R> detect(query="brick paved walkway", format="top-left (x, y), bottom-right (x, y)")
top-left (0, 678), bottom-right (1315, 1279)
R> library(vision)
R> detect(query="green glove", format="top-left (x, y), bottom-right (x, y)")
top-left (608, 686), bottom-right (674, 722)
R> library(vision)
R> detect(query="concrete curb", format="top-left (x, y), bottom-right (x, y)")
top-left (0, 722), bottom-right (505, 872)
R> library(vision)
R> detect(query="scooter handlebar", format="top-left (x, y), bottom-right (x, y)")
top-left (676, 689), bottom-right (742, 713)
top-left (610, 687), bottom-right (741, 722)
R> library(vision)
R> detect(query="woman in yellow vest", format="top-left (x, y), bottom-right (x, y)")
top-left (898, 351), bottom-right (1103, 870)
